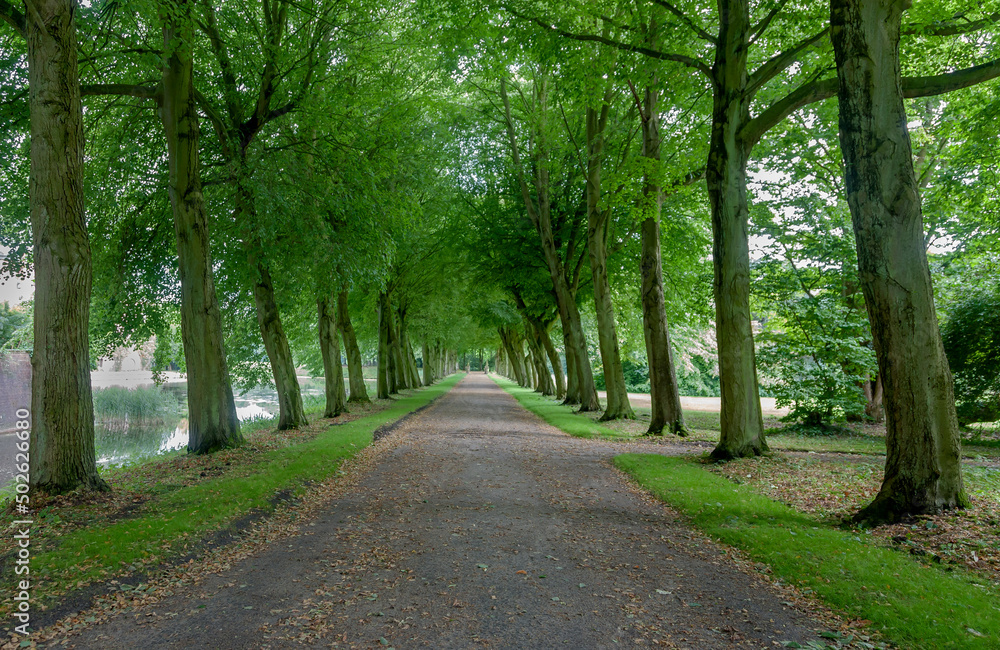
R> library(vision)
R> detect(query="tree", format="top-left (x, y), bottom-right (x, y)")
top-left (20, 0), bottom-right (106, 492)
top-left (831, 0), bottom-right (967, 522)
top-left (514, 0), bottom-right (1000, 461)
top-left (160, 0), bottom-right (243, 453)
top-left (499, 72), bottom-right (601, 412)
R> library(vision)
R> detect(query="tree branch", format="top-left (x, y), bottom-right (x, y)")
top-left (80, 83), bottom-right (161, 100)
top-left (193, 88), bottom-right (231, 157)
top-left (744, 57), bottom-right (1000, 147)
top-left (505, 6), bottom-right (713, 80)
top-left (649, 0), bottom-right (716, 43)
top-left (903, 12), bottom-right (1000, 36)
top-left (902, 57), bottom-right (1000, 98)
top-left (747, 27), bottom-right (829, 98)
top-left (0, 0), bottom-right (26, 38)
top-left (198, 0), bottom-right (242, 127)
top-left (750, 0), bottom-right (791, 43)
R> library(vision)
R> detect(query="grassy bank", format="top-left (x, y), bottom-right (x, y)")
top-left (491, 375), bottom-right (619, 439)
top-left (2, 374), bottom-right (464, 615)
top-left (615, 454), bottom-right (1000, 649)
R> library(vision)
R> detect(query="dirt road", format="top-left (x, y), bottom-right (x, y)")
top-left (63, 373), bottom-right (823, 648)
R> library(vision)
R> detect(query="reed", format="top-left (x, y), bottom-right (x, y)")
top-left (92, 386), bottom-right (179, 426)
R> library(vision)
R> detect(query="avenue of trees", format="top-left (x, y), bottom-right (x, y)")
top-left (1, 0), bottom-right (998, 524)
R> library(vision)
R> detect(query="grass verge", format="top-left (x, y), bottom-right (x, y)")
top-left (3, 374), bottom-right (464, 616)
top-left (614, 453), bottom-right (1000, 649)
top-left (490, 375), bottom-right (619, 439)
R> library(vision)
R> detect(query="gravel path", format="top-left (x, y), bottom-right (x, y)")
top-left (64, 373), bottom-right (825, 648)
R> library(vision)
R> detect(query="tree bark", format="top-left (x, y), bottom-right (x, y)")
top-left (526, 325), bottom-right (555, 395)
top-left (422, 340), bottom-right (434, 385)
top-left (252, 261), bottom-right (307, 429)
top-left (404, 336), bottom-right (421, 388)
top-left (707, 0), bottom-right (768, 460)
top-left (389, 310), bottom-right (407, 391)
top-left (26, 0), bottom-right (107, 492)
top-left (377, 292), bottom-right (392, 397)
top-left (586, 94), bottom-right (634, 420)
top-left (159, 0), bottom-right (242, 455)
top-left (318, 295), bottom-right (346, 418)
top-left (538, 323), bottom-right (566, 399)
top-left (863, 375), bottom-right (884, 422)
top-left (337, 290), bottom-right (370, 403)
top-left (398, 307), bottom-right (421, 388)
top-left (638, 77), bottom-right (687, 437)
top-left (832, 0), bottom-right (965, 523)
top-left (499, 327), bottom-right (528, 387)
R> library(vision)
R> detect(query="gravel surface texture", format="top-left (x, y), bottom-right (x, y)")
top-left (62, 373), bottom-right (826, 648)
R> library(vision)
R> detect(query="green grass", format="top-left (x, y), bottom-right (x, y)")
top-left (491, 375), bottom-right (620, 439)
top-left (614, 453), bottom-right (1000, 649)
top-left (23, 374), bottom-right (465, 604)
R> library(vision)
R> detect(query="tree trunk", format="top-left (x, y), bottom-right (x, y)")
top-left (527, 327), bottom-right (554, 395)
top-left (159, 0), bottom-right (242, 455)
top-left (377, 292), bottom-right (391, 399)
top-left (26, 0), bottom-right (107, 492)
top-left (707, 1), bottom-right (767, 460)
top-left (337, 290), bottom-right (370, 403)
top-left (586, 97), bottom-right (634, 420)
top-left (421, 339), bottom-right (434, 386)
top-left (389, 313), bottom-right (407, 391)
top-left (832, 0), bottom-right (965, 523)
top-left (398, 308), bottom-right (421, 388)
top-left (500, 327), bottom-right (527, 387)
top-left (318, 295), bottom-right (347, 418)
top-left (538, 323), bottom-right (566, 400)
top-left (638, 79), bottom-right (686, 436)
top-left (863, 375), bottom-right (884, 422)
top-left (563, 328), bottom-right (580, 403)
top-left (252, 263), bottom-right (307, 429)
top-left (404, 336), bottom-right (421, 388)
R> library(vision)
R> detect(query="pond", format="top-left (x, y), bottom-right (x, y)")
top-left (94, 376), bottom-right (371, 466)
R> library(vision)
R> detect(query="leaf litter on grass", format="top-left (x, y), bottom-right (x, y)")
top-left (708, 454), bottom-right (1000, 587)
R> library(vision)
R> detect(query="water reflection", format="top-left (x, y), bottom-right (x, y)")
top-left (95, 380), bottom-right (309, 466)
top-left (93, 376), bottom-right (373, 467)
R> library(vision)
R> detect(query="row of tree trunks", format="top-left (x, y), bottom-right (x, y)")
top-left (26, 0), bottom-right (107, 491)
top-left (498, 326), bottom-right (528, 387)
top-left (397, 307), bottom-right (422, 388)
top-left (637, 52), bottom-right (687, 437)
top-left (537, 323), bottom-right (566, 400)
top-left (586, 90), bottom-right (634, 421)
top-left (317, 295), bottom-right (347, 418)
top-left (831, 0), bottom-right (965, 523)
top-left (499, 75), bottom-right (601, 413)
top-left (160, 0), bottom-right (243, 455)
top-left (338, 290), bottom-right (370, 403)
top-left (525, 325), bottom-right (555, 395)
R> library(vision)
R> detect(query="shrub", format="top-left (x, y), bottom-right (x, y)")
top-left (942, 288), bottom-right (1000, 425)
